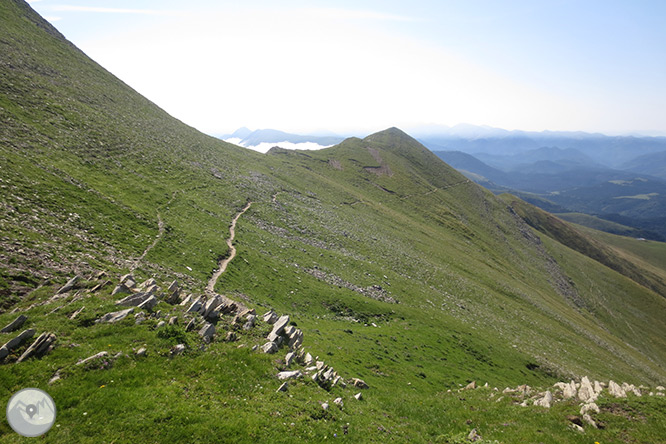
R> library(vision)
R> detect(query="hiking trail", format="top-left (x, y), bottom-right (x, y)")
top-left (205, 201), bottom-right (253, 296)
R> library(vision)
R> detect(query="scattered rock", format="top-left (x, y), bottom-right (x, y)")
top-left (304, 352), bottom-right (314, 365)
top-left (354, 392), bottom-right (363, 401)
top-left (288, 329), bottom-right (303, 349)
top-left (120, 274), bottom-right (136, 288)
top-left (558, 380), bottom-right (577, 399)
top-left (569, 423), bottom-right (585, 433)
top-left (90, 280), bottom-right (111, 293)
top-left (262, 341), bottom-right (278, 354)
top-left (185, 318), bottom-right (197, 332)
top-left (594, 380), bottom-right (603, 395)
top-left (165, 281), bottom-right (180, 303)
top-left (608, 380), bottom-right (626, 398)
top-left (138, 278), bottom-right (157, 289)
top-left (533, 391), bottom-right (553, 408)
top-left (199, 323), bottom-right (215, 343)
top-left (134, 312), bottom-right (146, 324)
top-left (48, 369), bottom-right (62, 385)
top-left (351, 378), bottom-right (369, 389)
top-left (56, 275), bottom-right (80, 294)
top-left (578, 376), bottom-right (596, 402)
top-left (622, 382), bottom-right (642, 397)
top-left (243, 314), bottom-right (256, 330)
top-left (186, 296), bottom-right (205, 314)
top-left (137, 295), bottom-right (158, 311)
top-left (464, 381), bottom-right (476, 390)
top-left (467, 428), bottom-right (481, 442)
top-left (69, 306), bottom-right (85, 320)
top-left (115, 292), bottom-right (151, 307)
top-left (1, 314), bottom-right (27, 333)
top-left (76, 351), bottom-right (109, 366)
top-left (276, 382), bottom-right (288, 392)
top-left (170, 344), bottom-right (186, 356)
top-left (285, 352), bottom-right (295, 367)
top-left (263, 310), bottom-right (278, 324)
top-left (1, 329), bottom-right (36, 360)
top-left (321, 402), bottom-right (329, 411)
top-left (111, 283), bottom-right (132, 296)
top-left (582, 413), bottom-right (597, 428)
top-left (136, 347), bottom-right (147, 357)
top-left (270, 315), bottom-right (290, 337)
top-left (17, 332), bottom-right (56, 362)
top-left (156, 320), bottom-right (165, 328)
top-left (333, 397), bottom-right (343, 408)
top-left (202, 295), bottom-right (223, 319)
top-left (580, 402), bottom-right (599, 415)
top-left (277, 370), bottom-right (302, 380)
top-left (225, 331), bottom-right (237, 342)
top-left (96, 308), bottom-right (134, 324)
top-left (168, 316), bottom-right (178, 325)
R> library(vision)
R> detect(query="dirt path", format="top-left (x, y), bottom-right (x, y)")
top-left (131, 192), bottom-right (176, 271)
top-left (205, 201), bottom-right (253, 295)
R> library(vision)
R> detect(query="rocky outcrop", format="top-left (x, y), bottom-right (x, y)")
top-left (17, 332), bottom-right (56, 362)
top-left (277, 370), bottom-right (302, 380)
top-left (76, 351), bottom-right (109, 366)
top-left (0, 328), bottom-right (36, 360)
top-left (56, 275), bottom-right (80, 294)
top-left (115, 292), bottom-right (152, 307)
top-left (608, 380), bottom-right (626, 398)
top-left (96, 308), bottom-right (134, 324)
top-left (1, 314), bottom-right (27, 333)
top-left (533, 391), bottom-right (553, 408)
top-left (578, 376), bottom-right (596, 402)
top-left (262, 341), bottom-right (278, 354)
top-left (199, 323), bottom-right (215, 343)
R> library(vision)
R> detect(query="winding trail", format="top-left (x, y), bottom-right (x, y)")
top-left (131, 192), bottom-right (176, 272)
top-left (205, 201), bottom-right (253, 296)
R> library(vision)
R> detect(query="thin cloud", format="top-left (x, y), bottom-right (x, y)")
top-left (303, 8), bottom-right (422, 22)
top-left (50, 5), bottom-right (180, 16)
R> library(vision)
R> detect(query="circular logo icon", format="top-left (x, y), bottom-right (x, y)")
top-left (6, 388), bottom-right (56, 437)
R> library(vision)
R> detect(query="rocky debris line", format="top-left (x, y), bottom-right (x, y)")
top-left (304, 267), bottom-right (397, 304)
top-left (472, 376), bottom-right (666, 432)
top-left (256, 309), bottom-right (368, 395)
top-left (6, 271), bottom-right (369, 408)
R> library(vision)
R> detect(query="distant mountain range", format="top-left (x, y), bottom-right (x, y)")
top-left (431, 141), bottom-right (666, 240)
top-left (222, 124), bottom-right (666, 239)
top-left (411, 124), bottom-right (666, 169)
top-left (221, 128), bottom-right (344, 151)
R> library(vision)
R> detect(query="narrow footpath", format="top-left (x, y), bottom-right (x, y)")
top-left (205, 201), bottom-right (253, 295)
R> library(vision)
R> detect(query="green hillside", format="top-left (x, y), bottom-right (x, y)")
top-left (1, 1), bottom-right (665, 442)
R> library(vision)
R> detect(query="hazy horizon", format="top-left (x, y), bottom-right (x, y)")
top-left (29, 0), bottom-right (666, 137)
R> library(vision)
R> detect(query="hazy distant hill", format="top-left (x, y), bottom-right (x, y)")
top-left (416, 124), bottom-right (666, 168)
top-left (430, 129), bottom-right (666, 239)
top-left (222, 128), bottom-right (344, 148)
top-left (621, 150), bottom-right (666, 179)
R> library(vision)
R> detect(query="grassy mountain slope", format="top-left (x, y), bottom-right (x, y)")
top-left (1, 1), bottom-right (665, 442)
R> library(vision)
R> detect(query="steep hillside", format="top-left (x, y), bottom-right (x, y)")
top-left (1, 1), bottom-right (665, 442)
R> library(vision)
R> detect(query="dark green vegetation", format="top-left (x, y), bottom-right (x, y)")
top-left (433, 149), bottom-right (666, 241)
top-left (1, 1), bottom-right (665, 442)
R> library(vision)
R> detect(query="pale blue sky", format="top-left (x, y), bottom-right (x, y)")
top-left (28, 0), bottom-right (666, 136)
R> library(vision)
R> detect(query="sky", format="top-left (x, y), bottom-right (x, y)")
top-left (28, 0), bottom-right (666, 137)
